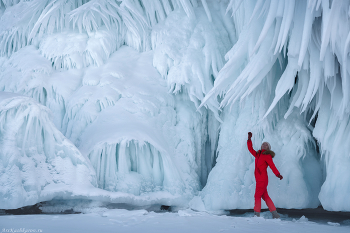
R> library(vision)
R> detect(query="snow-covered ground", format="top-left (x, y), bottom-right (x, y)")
top-left (1, 209), bottom-right (349, 233)
top-left (1, 0), bottom-right (350, 215)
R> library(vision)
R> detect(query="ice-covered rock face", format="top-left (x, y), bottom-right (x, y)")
top-left (314, 85), bottom-right (350, 211)
top-left (0, 0), bottom-right (225, 207)
top-left (0, 92), bottom-right (97, 209)
top-left (0, 0), bottom-right (349, 212)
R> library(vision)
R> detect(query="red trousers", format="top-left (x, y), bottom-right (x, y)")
top-left (254, 181), bottom-right (276, 212)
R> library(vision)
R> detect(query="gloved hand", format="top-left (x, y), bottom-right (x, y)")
top-left (248, 132), bottom-right (252, 140)
top-left (277, 174), bottom-right (283, 180)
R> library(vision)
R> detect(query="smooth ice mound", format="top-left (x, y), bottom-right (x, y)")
top-left (0, 92), bottom-right (97, 209)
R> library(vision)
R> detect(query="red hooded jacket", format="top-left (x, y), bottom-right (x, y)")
top-left (247, 139), bottom-right (280, 183)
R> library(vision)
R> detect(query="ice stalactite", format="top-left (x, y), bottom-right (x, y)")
top-left (85, 140), bottom-right (187, 195)
top-left (0, 92), bottom-right (97, 209)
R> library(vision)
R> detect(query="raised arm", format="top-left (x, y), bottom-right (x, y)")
top-left (247, 132), bottom-right (257, 158)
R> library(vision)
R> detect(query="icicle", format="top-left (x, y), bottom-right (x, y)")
top-left (298, 6), bottom-right (314, 67)
top-left (275, 0), bottom-right (295, 54)
top-left (341, 31), bottom-right (350, 113)
top-left (253, 0), bottom-right (278, 53)
top-left (201, 0), bottom-right (212, 22)
top-left (151, 148), bottom-right (163, 187)
top-left (264, 58), bottom-right (298, 118)
top-left (226, 0), bottom-right (244, 16)
top-left (178, 0), bottom-right (196, 19)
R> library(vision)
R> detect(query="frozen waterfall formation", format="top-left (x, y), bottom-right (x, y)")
top-left (0, 0), bottom-right (349, 211)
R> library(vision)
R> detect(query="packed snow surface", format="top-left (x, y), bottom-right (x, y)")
top-left (0, 209), bottom-right (349, 233)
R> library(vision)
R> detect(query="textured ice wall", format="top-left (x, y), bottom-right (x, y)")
top-left (0, 92), bottom-right (97, 209)
top-left (0, 0), bottom-right (232, 204)
top-left (313, 84), bottom-right (350, 211)
top-left (198, 0), bottom-right (350, 211)
top-left (151, 1), bottom-right (233, 187)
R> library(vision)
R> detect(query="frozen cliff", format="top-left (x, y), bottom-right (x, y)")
top-left (0, 0), bottom-right (349, 211)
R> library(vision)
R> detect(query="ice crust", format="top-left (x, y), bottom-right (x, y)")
top-left (0, 0), bottom-right (349, 212)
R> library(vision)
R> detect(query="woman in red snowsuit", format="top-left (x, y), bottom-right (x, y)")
top-left (247, 132), bottom-right (283, 218)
